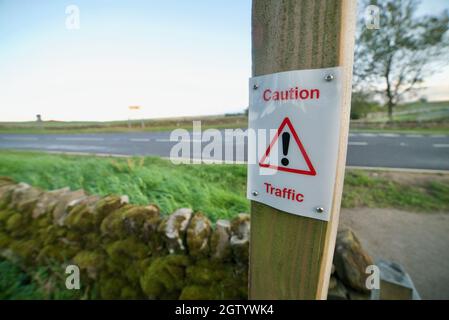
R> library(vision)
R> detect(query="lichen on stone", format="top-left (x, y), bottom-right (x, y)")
top-left (186, 212), bottom-right (212, 258)
top-left (5, 212), bottom-right (29, 238)
top-left (229, 213), bottom-right (250, 264)
top-left (158, 208), bottom-right (192, 254)
top-left (63, 195), bottom-right (101, 231)
top-left (52, 189), bottom-right (86, 226)
top-left (333, 228), bottom-right (374, 293)
top-left (210, 219), bottom-right (232, 261)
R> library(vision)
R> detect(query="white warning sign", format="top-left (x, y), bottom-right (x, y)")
top-left (247, 67), bottom-right (343, 221)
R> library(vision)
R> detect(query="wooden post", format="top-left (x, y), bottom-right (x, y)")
top-left (249, 0), bottom-right (357, 299)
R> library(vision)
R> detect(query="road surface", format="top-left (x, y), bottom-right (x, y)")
top-left (0, 131), bottom-right (448, 170)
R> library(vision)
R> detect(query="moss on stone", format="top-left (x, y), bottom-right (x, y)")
top-left (179, 285), bottom-right (215, 300)
top-left (9, 239), bottom-right (39, 263)
top-left (140, 255), bottom-right (191, 299)
top-left (37, 244), bottom-right (78, 264)
top-left (0, 209), bottom-right (15, 225)
top-left (82, 232), bottom-right (103, 251)
top-left (100, 208), bottom-right (124, 238)
top-left (15, 197), bottom-right (40, 217)
top-left (5, 213), bottom-right (23, 231)
top-left (98, 274), bottom-right (130, 300)
top-left (65, 229), bottom-right (85, 244)
top-left (0, 185), bottom-right (16, 210)
top-left (120, 257), bottom-right (154, 284)
top-left (35, 214), bottom-right (52, 229)
top-left (105, 238), bottom-right (150, 264)
top-left (219, 269), bottom-right (248, 300)
top-left (95, 195), bottom-right (127, 219)
top-left (0, 231), bottom-right (12, 248)
top-left (39, 225), bottom-right (67, 246)
top-left (184, 259), bottom-right (248, 300)
top-left (5, 212), bottom-right (30, 237)
top-left (120, 286), bottom-right (143, 299)
top-left (0, 179), bottom-right (251, 300)
top-left (185, 261), bottom-right (225, 285)
top-left (179, 280), bottom-right (247, 300)
top-left (73, 250), bottom-right (106, 279)
top-left (100, 205), bottom-right (160, 240)
top-left (64, 203), bottom-right (96, 231)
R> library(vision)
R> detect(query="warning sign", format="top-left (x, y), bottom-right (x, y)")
top-left (259, 117), bottom-right (316, 176)
top-left (247, 67), bottom-right (343, 221)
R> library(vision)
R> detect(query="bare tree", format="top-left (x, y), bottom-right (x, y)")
top-left (354, 0), bottom-right (449, 120)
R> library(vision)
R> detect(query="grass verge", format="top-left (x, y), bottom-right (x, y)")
top-left (0, 151), bottom-right (448, 219)
top-left (0, 257), bottom-right (81, 299)
top-left (0, 258), bottom-right (43, 299)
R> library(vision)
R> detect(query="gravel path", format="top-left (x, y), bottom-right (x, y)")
top-left (340, 208), bottom-right (449, 300)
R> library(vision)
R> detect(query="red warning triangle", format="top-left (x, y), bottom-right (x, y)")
top-left (259, 117), bottom-right (316, 176)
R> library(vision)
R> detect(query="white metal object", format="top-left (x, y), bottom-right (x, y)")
top-left (247, 67), bottom-right (343, 221)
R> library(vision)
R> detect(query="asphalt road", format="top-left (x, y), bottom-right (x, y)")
top-left (0, 131), bottom-right (448, 170)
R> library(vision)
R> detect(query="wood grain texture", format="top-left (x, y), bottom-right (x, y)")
top-left (249, 0), bottom-right (357, 300)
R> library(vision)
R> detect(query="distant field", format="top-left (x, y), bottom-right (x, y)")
top-left (0, 114), bottom-right (248, 134)
top-left (1, 101), bottom-right (448, 135)
top-left (0, 151), bottom-right (447, 221)
top-left (350, 101), bottom-right (449, 134)
top-left (361, 100), bottom-right (449, 123)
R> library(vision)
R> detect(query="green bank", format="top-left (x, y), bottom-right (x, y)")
top-left (0, 150), bottom-right (447, 219)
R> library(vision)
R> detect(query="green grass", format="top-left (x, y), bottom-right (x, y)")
top-left (363, 101), bottom-right (449, 123)
top-left (0, 257), bottom-right (81, 300)
top-left (349, 127), bottom-right (449, 135)
top-left (394, 100), bottom-right (449, 112)
top-left (0, 150), bottom-right (448, 218)
top-left (342, 171), bottom-right (449, 212)
top-left (350, 100), bottom-right (449, 134)
top-left (0, 258), bottom-right (43, 299)
top-left (0, 150), bottom-right (248, 221)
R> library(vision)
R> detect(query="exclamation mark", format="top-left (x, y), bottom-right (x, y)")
top-left (281, 132), bottom-right (290, 166)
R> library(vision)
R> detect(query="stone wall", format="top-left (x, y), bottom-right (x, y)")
top-left (0, 177), bottom-right (373, 300)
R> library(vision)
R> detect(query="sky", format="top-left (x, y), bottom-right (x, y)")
top-left (0, 0), bottom-right (448, 122)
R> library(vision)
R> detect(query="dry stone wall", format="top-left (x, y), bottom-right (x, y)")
top-left (0, 177), bottom-right (373, 300)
